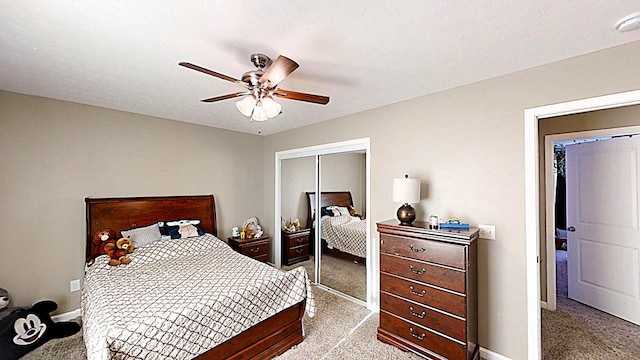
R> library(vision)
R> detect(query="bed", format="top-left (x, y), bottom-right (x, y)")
top-left (82, 195), bottom-right (314, 360)
top-left (305, 191), bottom-right (366, 264)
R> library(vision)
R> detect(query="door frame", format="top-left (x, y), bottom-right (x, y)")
top-left (543, 125), bottom-right (640, 311)
top-left (524, 88), bottom-right (640, 359)
top-left (274, 138), bottom-right (375, 310)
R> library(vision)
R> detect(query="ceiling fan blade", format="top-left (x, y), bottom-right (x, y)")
top-left (179, 62), bottom-right (248, 88)
top-left (259, 55), bottom-right (299, 86)
top-left (201, 92), bottom-right (250, 103)
top-left (274, 89), bottom-right (330, 105)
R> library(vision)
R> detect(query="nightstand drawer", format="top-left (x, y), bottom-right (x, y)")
top-left (380, 272), bottom-right (466, 318)
top-left (380, 311), bottom-right (466, 360)
top-left (288, 234), bottom-right (309, 248)
top-left (380, 253), bottom-right (466, 293)
top-left (380, 292), bottom-right (466, 342)
top-left (288, 244), bottom-right (309, 259)
top-left (240, 243), bottom-right (268, 257)
top-left (381, 234), bottom-right (465, 269)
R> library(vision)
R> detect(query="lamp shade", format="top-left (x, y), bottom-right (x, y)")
top-left (392, 176), bottom-right (421, 204)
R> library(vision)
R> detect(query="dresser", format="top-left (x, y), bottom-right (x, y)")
top-left (377, 220), bottom-right (479, 360)
top-left (228, 236), bottom-right (269, 263)
top-left (281, 228), bottom-right (311, 266)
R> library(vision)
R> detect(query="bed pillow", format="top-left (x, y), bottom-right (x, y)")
top-left (121, 223), bottom-right (162, 248)
top-left (165, 219), bottom-right (205, 239)
top-left (335, 206), bottom-right (350, 216)
top-left (321, 206), bottom-right (339, 217)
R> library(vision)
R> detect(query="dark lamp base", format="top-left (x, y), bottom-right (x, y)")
top-left (397, 203), bottom-right (416, 225)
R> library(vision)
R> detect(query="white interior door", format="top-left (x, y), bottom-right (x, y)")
top-left (566, 135), bottom-right (640, 325)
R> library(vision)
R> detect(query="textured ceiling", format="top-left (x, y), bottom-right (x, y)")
top-left (1, 1), bottom-right (640, 135)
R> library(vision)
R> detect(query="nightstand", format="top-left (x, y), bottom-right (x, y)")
top-left (281, 228), bottom-right (310, 266)
top-left (228, 236), bottom-right (269, 263)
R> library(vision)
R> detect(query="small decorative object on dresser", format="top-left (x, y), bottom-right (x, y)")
top-left (228, 235), bottom-right (269, 262)
top-left (282, 228), bottom-right (311, 266)
top-left (377, 220), bottom-right (479, 360)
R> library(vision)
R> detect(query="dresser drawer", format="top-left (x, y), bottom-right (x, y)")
top-left (380, 311), bottom-right (466, 360)
top-left (240, 243), bottom-right (268, 257)
top-left (288, 244), bottom-right (309, 259)
top-left (380, 292), bottom-right (466, 342)
top-left (380, 234), bottom-right (466, 269)
top-left (380, 253), bottom-right (466, 293)
top-left (380, 273), bottom-right (466, 318)
top-left (288, 234), bottom-right (309, 248)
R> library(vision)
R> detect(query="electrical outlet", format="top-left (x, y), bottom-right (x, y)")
top-left (70, 279), bottom-right (80, 293)
top-left (478, 224), bottom-right (496, 240)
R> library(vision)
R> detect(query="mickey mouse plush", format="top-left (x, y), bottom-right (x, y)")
top-left (0, 299), bottom-right (80, 359)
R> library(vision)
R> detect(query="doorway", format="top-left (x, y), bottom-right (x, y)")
top-left (524, 89), bottom-right (640, 359)
top-left (543, 125), bottom-right (640, 311)
top-left (274, 138), bottom-right (376, 310)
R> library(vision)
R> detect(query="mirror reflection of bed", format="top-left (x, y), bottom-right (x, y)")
top-left (280, 152), bottom-right (367, 302)
top-left (307, 190), bottom-right (367, 301)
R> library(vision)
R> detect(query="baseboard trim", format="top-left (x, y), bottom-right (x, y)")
top-left (540, 300), bottom-right (548, 309)
top-left (52, 308), bottom-right (81, 322)
top-left (481, 346), bottom-right (511, 360)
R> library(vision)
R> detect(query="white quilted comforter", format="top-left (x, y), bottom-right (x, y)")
top-left (81, 234), bottom-right (314, 360)
top-left (320, 215), bottom-right (367, 258)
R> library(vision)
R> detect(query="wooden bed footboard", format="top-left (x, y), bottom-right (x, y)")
top-left (195, 300), bottom-right (306, 360)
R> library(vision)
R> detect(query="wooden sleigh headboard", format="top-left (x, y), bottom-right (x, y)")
top-left (85, 195), bottom-right (216, 263)
top-left (305, 191), bottom-right (354, 229)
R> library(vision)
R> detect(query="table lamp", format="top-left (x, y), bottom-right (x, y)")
top-left (393, 174), bottom-right (421, 225)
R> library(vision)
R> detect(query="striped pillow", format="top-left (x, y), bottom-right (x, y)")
top-left (121, 223), bottom-right (162, 248)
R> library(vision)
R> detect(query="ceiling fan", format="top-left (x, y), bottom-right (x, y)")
top-left (179, 53), bottom-right (330, 121)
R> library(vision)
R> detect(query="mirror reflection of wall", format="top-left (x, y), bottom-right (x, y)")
top-left (319, 152), bottom-right (367, 301)
top-left (281, 157), bottom-right (316, 280)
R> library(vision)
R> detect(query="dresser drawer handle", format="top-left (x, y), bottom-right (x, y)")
top-left (250, 248), bottom-right (260, 253)
top-left (295, 248), bottom-right (303, 254)
top-left (296, 238), bottom-right (306, 243)
top-left (409, 286), bottom-right (426, 297)
top-left (409, 327), bottom-right (425, 341)
top-left (409, 306), bottom-right (426, 319)
top-left (409, 265), bottom-right (426, 275)
top-left (409, 244), bottom-right (426, 253)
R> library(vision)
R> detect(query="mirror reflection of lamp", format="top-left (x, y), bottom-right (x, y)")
top-left (392, 174), bottom-right (421, 225)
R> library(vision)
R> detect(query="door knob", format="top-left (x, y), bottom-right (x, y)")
top-left (567, 226), bottom-right (576, 232)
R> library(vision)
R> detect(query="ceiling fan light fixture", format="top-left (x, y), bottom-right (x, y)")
top-left (262, 96), bottom-right (282, 118)
top-left (235, 96), bottom-right (256, 117)
top-left (615, 11), bottom-right (640, 32)
top-left (251, 102), bottom-right (269, 122)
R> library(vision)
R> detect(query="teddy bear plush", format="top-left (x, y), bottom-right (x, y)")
top-left (88, 228), bottom-right (117, 265)
top-left (104, 237), bottom-right (134, 266)
top-left (0, 299), bottom-right (80, 359)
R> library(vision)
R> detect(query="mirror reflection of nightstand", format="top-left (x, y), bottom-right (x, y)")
top-left (281, 228), bottom-right (310, 266)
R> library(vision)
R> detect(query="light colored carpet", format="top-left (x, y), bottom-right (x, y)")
top-left (284, 255), bottom-right (367, 302)
top-left (22, 287), bottom-right (425, 360)
top-left (542, 249), bottom-right (640, 359)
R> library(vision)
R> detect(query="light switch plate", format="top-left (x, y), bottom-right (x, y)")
top-left (478, 224), bottom-right (496, 240)
top-left (70, 279), bottom-right (80, 292)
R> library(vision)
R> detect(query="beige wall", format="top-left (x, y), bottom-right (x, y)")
top-left (263, 41), bottom-right (640, 359)
top-left (537, 105), bottom-right (640, 300)
top-left (280, 153), bottom-right (367, 228)
top-left (281, 156), bottom-right (315, 226)
top-left (0, 91), bottom-right (264, 313)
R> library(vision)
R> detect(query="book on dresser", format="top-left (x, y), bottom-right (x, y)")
top-left (377, 219), bottom-right (479, 360)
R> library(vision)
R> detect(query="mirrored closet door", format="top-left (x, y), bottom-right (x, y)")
top-left (317, 152), bottom-right (367, 301)
top-left (276, 138), bottom-right (371, 306)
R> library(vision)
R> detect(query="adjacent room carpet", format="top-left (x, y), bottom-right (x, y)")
top-left (542, 249), bottom-right (640, 359)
